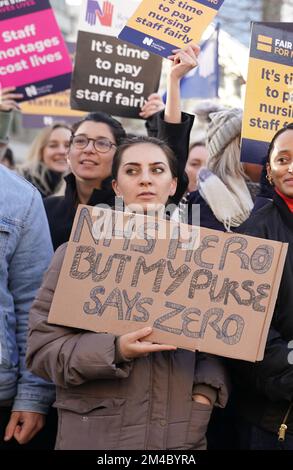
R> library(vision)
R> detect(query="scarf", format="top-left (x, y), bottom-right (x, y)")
top-left (198, 168), bottom-right (253, 232)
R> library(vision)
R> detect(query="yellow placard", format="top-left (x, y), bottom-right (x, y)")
top-left (126, 0), bottom-right (216, 47)
top-left (242, 58), bottom-right (293, 142)
top-left (20, 89), bottom-right (85, 118)
top-left (119, 0), bottom-right (225, 57)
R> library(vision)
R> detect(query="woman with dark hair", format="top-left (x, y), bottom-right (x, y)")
top-left (27, 135), bottom-right (228, 450)
top-left (232, 123), bottom-right (293, 449)
top-left (44, 112), bottom-right (127, 250)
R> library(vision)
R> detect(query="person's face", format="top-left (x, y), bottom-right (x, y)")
top-left (267, 129), bottom-right (293, 198)
top-left (185, 145), bottom-right (208, 192)
top-left (112, 143), bottom-right (177, 213)
top-left (42, 127), bottom-right (71, 173)
top-left (68, 121), bottom-right (116, 186)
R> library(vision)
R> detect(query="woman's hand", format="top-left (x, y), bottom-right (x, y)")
top-left (164, 43), bottom-right (200, 123)
top-left (168, 44), bottom-right (200, 82)
top-left (118, 327), bottom-right (177, 360)
top-left (0, 86), bottom-right (23, 111)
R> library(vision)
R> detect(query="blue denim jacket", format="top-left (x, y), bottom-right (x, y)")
top-left (0, 166), bottom-right (55, 413)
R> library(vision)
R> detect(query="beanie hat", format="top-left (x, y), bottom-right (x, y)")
top-left (207, 108), bottom-right (243, 160)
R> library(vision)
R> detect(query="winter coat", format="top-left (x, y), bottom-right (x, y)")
top-left (18, 163), bottom-right (64, 199)
top-left (232, 193), bottom-right (293, 436)
top-left (26, 243), bottom-right (229, 450)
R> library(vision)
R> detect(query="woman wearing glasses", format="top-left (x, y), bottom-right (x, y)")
top-left (44, 113), bottom-right (126, 250)
top-left (44, 45), bottom-right (199, 250)
top-left (27, 135), bottom-right (228, 450)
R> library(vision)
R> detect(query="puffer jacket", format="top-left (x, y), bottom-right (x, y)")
top-left (26, 243), bottom-right (229, 450)
top-left (0, 165), bottom-right (55, 412)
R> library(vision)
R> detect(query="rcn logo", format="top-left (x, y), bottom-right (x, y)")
top-left (25, 85), bottom-right (38, 98)
top-left (85, 0), bottom-right (114, 28)
top-left (143, 37), bottom-right (154, 46)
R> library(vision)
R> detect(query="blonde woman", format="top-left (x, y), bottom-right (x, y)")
top-left (18, 123), bottom-right (72, 198)
top-left (187, 109), bottom-right (253, 232)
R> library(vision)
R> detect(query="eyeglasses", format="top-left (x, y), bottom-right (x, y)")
top-left (70, 135), bottom-right (117, 153)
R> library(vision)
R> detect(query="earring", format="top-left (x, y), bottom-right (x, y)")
top-left (266, 173), bottom-right (274, 186)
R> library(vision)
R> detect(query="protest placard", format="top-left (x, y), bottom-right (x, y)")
top-left (48, 205), bottom-right (288, 362)
top-left (21, 43), bottom-right (85, 128)
top-left (241, 23), bottom-right (293, 164)
top-left (70, 0), bottom-right (162, 118)
top-left (0, 0), bottom-right (72, 101)
top-left (118, 0), bottom-right (225, 59)
top-left (70, 34), bottom-right (162, 117)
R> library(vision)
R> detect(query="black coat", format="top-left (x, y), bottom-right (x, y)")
top-left (44, 112), bottom-right (194, 251)
top-left (44, 173), bottom-right (115, 251)
top-left (20, 164), bottom-right (63, 199)
top-left (232, 193), bottom-right (293, 435)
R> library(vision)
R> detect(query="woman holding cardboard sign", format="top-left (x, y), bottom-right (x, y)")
top-left (44, 45), bottom-right (198, 251)
top-left (26, 134), bottom-right (229, 450)
top-left (232, 123), bottom-right (293, 449)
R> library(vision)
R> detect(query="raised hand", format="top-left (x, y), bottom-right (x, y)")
top-left (86, 0), bottom-right (102, 26)
top-left (96, 1), bottom-right (114, 27)
top-left (0, 86), bottom-right (23, 111)
top-left (168, 44), bottom-right (200, 81)
top-left (118, 327), bottom-right (177, 360)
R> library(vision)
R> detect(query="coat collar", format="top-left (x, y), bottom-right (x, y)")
top-left (273, 192), bottom-right (293, 232)
top-left (64, 173), bottom-right (115, 206)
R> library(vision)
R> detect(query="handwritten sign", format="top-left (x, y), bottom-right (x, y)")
top-left (48, 206), bottom-right (287, 362)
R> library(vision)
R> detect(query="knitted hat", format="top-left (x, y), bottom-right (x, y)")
top-left (192, 100), bottom-right (226, 123)
top-left (207, 108), bottom-right (243, 160)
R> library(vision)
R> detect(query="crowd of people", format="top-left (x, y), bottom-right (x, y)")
top-left (0, 42), bottom-right (292, 451)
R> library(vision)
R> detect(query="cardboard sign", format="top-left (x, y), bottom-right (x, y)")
top-left (241, 22), bottom-right (293, 164)
top-left (70, 33), bottom-right (162, 118)
top-left (0, 0), bottom-right (72, 101)
top-left (21, 43), bottom-right (85, 128)
top-left (118, 0), bottom-right (225, 59)
top-left (48, 206), bottom-right (288, 362)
